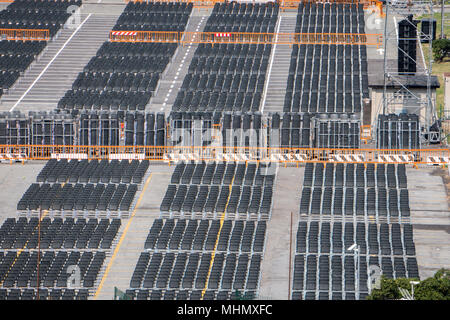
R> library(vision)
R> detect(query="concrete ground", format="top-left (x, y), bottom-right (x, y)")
top-left (94, 164), bottom-right (174, 300)
top-left (407, 166), bottom-right (450, 280)
top-left (0, 162), bottom-right (45, 221)
top-left (258, 166), bottom-right (303, 300)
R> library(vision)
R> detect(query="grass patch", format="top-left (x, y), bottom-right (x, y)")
top-left (416, 12), bottom-right (450, 117)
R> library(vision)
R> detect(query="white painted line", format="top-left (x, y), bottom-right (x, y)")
top-left (174, 76), bottom-right (178, 80)
top-left (165, 98), bottom-right (168, 102)
top-left (9, 14), bottom-right (92, 111)
top-left (168, 89), bottom-right (172, 93)
top-left (170, 84), bottom-right (174, 88)
top-left (176, 72), bottom-right (179, 76)
top-left (261, 15), bottom-right (281, 113)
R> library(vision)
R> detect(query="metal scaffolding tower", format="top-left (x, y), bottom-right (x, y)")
top-left (381, 0), bottom-right (437, 142)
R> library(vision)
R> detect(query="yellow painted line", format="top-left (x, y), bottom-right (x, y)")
top-left (201, 176), bottom-right (235, 299)
top-left (0, 210), bottom-right (48, 286)
top-left (94, 173), bottom-right (153, 299)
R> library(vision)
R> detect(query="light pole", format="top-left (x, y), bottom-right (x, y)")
top-left (348, 243), bottom-right (360, 300)
top-left (441, 0), bottom-right (444, 39)
top-left (410, 280), bottom-right (420, 300)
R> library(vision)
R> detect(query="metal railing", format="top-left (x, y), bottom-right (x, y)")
top-left (0, 28), bottom-right (50, 41)
top-left (1, 144), bottom-right (450, 165)
top-left (123, 0), bottom-right (383, 9)
top-left (110, 30), bottom-right (383, 46)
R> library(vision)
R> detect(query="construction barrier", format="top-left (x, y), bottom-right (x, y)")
top-left (110, 30), bottom-right (180, 43)
top-left (1, 145), bottom-right (450, 165)
top-left (278, 0), bottom-right (383, 9)
top-left (0, 28), bottom-right (50, 41)
top-left (124, 0), bottom-right (383, 10)
top-left (0, 153), bottom-right (27, 163)
top-left (124, 0), bottom-right (218, 8)
top-left (110, 30), bottom-right (383, 47)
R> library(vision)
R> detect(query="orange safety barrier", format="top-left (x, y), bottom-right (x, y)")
top-left (360, 125), bottom-right (371, 144)
top-left (110, 31), bottom-right (383, 47)
top-left (124, 0), bottom-right (382, 7)
top-left (110, 30), bottom-right (180, 43)
top-left (0, 28), bottom-right (50, 41)
top-left (1, 145), bottom-right (450, 165)
top-left (124, 0), bottom-right (219, 8)
top-left (278, 0), bottom-right (382, 9)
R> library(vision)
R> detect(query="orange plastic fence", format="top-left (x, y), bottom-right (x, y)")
top-left (278, 0), bottom-right (382, 9)
top-left (1, 145), bottom-right (450, 165)
top-left (123, 0), bottom-right (382, 9)
top-left (124, 0), bottom-right (219, 7)
top-left (110, 30), bottom-right (180, 42)
top-left (0, 28), bottom-right (50, 41)
top-left (110, 30), bottom-right (383, 46)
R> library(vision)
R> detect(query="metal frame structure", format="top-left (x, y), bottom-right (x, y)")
top-left (0, 144), bottom-right (450, 165)
top-left (0, 28), bottom-right (50, 41)
top-left (110, 30), bottom-right (383, 46)
top-left (381, 0), bottom-right (436, 142)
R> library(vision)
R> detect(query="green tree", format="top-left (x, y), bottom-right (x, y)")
top-left (366, 276), bottom-right (417, 300)
top-left (413, 269), bottom-right (450, 300)
top-left (366, 269), bottom-right (450, 300)
top-left (432, 39), bottom-right (450, 62)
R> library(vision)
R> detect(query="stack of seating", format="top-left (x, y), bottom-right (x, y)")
top-left (57, 43), bottom-right (176, 112)
top-left (113, 1), bottom-right (192, 32)
top-left (299, 163), bottom-right (411, 217)
top-left (78, 110), bottom-right (167, 147)
top-left (0, 0), bottom-right (81, 36)
top-left (0, 0), bottom-right (81, 97)
top-left (313, 113), bottom-right (361, 148)
top-left (172, 43), bottom-right (271, 112)
top-left (295, 161), bottom-right (419, 300)
top-left (0, 111), bottom-right (75, 146)
top-left (0, 110), bottom-right (358, 149)
top-left (204, 2), bottom-right (279, 34)
top-left (268, 112), bottom-right (312, 148)
top-left (126, 215), bottom-right (266, 300)
top-left (127, 156), bottom-right (276, 299)
top-left (17, 159), bottom-right (149, 214)
top-left (0, 110), bottom-right (167, 147)
top-left (142, 219), bottom-right (266, 253)
top-left (57, 2), bottom-right (192, 112)
top-left (168, 111), bottom-right (312, 149)
top-left (126, 250), bottom-right (262, 300)
top-left (292, 220), bottom-right (418, 300)
top-left (0, 216), bottom-right (120, 300)
top-left (0, 217), bottom-right (120, 250)
top-left (377, 113), bottom-right (420, 149)
top-left (160, 161), bottom-right (275, 220)
top-left (284, 3), bottom-right (368, 113)
top-left (172, 2), bottom-right (278, 113)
